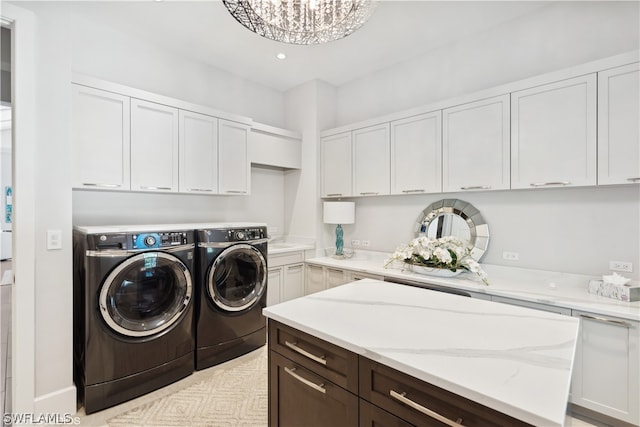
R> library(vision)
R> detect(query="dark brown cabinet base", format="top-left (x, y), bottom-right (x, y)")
top-left (268, 320), bottom-right (534, 427)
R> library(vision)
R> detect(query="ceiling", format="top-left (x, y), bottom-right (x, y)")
top-left (71, 1), bottom-right (550, 92)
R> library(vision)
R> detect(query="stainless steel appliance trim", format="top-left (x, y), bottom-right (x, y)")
top-left (98, 251), bottom-right (193, 338)
top-left (86, 243), bottom-right (194, 257)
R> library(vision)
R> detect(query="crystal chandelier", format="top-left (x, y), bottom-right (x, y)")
top-left (222, 0), bottom-right (378, 45)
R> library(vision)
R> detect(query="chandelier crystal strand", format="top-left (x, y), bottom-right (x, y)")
top-left (223, 0), bottom-right (378, 45)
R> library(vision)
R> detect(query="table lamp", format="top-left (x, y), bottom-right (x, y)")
top-left (323, 202), bottom-right (355, 258)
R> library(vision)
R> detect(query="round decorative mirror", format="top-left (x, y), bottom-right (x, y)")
top-left (414, 199), bottom-right (489, 261)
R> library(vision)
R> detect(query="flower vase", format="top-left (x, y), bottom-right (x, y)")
top-left (408, 264), bottom-right (463, 278)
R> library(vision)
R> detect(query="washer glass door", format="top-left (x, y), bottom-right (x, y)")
top-left (208, 244), bottom-right (266, 312)
top-left (99, 252), bottom-right (192, 337)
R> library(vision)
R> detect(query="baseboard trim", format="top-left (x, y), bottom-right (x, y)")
top-left (34, 385), bottom-right (77, 415)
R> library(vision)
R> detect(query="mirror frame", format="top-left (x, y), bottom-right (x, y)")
top-left (414, 199), bottom-right (490, 261)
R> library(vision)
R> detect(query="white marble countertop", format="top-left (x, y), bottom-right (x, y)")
top-left (267, 241), bottom-right (315, 255)
top-left (305, 252), bottom-right (640, 322)
top-left (264, 280), bottom-right (579, 427)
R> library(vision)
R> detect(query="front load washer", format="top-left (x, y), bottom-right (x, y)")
top-left (73, 225), bottom-right (195, 414)
top-left (195, 223), bottom-right (268, 370)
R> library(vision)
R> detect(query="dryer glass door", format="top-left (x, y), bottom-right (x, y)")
top-left (208, 244), bottom-right (266, 312)
top-left (99, 252), bottom-right (193, 338)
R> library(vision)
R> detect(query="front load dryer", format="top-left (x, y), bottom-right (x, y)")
top-left (73, 225), bottom-right (195, 414)
top-left (195, 223), bottom-right (268, 370)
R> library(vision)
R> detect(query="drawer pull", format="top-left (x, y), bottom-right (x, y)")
top-left (81, 183), bottom-right (121, 188)
top-left (390, 390), bottom-right (464, 427)
top-left (627, 177), bottom-right (640, 183)
top-left (140, 186), bottom-right (172, 191)
top-left (188, 188), bottom-right (213, 192)
top-left (360, 192), bottom-right (379, 196)
top-left (579, 314), bottom-right (631, 328)
top-left (224, 190), bottom-right (247, 194)
top-left (460, 185), bottom-right (491, 190)
top-left (326, 193), bottom-right (343, 197)
top-left (285, 341), bottom-right (327, 365)
top-left (402, 189), bottom-right (425, 193)
top-left (284, 367), bottom-right (326, 394)
top-left (529, 181), bottom-right (570, 187)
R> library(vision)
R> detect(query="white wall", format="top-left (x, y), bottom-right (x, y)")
top-left (70, 11), bottom-right (286, 127)
top-left (337, 186), bottom-right (640, 279)
top-left (335, 1), bottom-right (640, 125)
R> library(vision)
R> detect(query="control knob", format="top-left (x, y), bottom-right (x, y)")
top-left (144, 235), bottom-right (156, 247)
top-left (235, 231), bottom-right (246, 241)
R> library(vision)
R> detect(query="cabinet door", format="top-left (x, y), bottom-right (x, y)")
top-left (130, 98), bottom-right (179, 192)
top-left (326, 267), bottom-right (348, 288)
top-left (305, 264), bottom-right (326, 295)
top-left (267, 267), bottom-right (283, 307)
top-left (219, 119), bottom-right (250, 195)
top-left (511, 74), bottom-right (596, 189)
top-left (571, 311), bottom-right (639, 425)
top-left (390, 112), bottom-right (441, 195)
top-left (269, 350), bottom-right (358, 427)
top-left (179, 110), bottom-right (218, 194)
top-left (321, 132), bottom-right (352, 198)
top-left (443, 95), bottom-right (510, 192)
top-left (598, 62), bottom-right (640, 185)
top-left (282, 263), bottom-right (305, 302)
top-left (71, 84), bottom-right (130, 190)
top-left (353, 124), bottom-right (390, 196)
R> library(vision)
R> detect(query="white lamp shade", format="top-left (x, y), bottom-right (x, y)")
top-left (323, 202), bottom-right (355, 225)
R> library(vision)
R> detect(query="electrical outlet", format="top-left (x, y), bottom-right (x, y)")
top-left (362, 240), bottom-right (370, 248)
top-left (47, 230), bottom-right (62, 250)
top-left (502, 251), bottom-right (519, 261)
top-left (609, 261), bottom-right (633, 273)
top-left (269, 226), bottom-right (279, 235)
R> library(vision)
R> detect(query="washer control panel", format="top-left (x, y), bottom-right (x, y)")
top-left (132, 232), bottom-right (189, 249)
top-left (202, 226), bottom-right (266, 243)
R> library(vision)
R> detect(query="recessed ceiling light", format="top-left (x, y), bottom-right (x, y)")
top-left (276, 53), bottom-right (287, 60)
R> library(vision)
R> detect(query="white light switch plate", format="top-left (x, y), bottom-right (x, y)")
top-left (47, 230), bottom-right (62, 250)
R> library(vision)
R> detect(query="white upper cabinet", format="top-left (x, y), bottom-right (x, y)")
top-left (130, 98), bottom-right (179, 192)
top-left (353, 123), bottom-right (390, 196)
top-left (179, 110), bottom-right (218, 194)
top-left (390, 112), bottom-right (442, 195)
top-left (511, 74), bottom-right (597, 189)
top-left (321, 132), bottom-right (352, 198)
top-left (218, 119), bottom-right (250, 195)
top-left (598, 63), bottom-right (640, 185)
top-left (72, 84), bottom-right (131, 190)
top-left (443, 95), bottom-right (510, 192)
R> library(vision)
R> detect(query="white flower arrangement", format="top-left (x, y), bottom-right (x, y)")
top-left (384, 235), bottom-right (489, 285)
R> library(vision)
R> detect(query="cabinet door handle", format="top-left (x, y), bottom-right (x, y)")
top-left (401, 189), bottom-right (425, 193)
top-left (360, 192), bottom-right (379, 196)
top-left (390, 390), bottom-right (464, 427)
top-left (529, 181), bottom-right (570, 187)
top-left (81, 183), bottom-right (121, 188)
top-left (460, 185), bottom-right (491, 190)
top-left (188, 188), bottom-right (213, 192)
top-left (284, 367), bottom-right (326, 394)
top-left (579, 314), bottom-right (631, 328)
top-left (627, 177), bottom-right (640, 183)
top-left (326, 193), bottom-right (343, 197)
top-left (224, 190), bottom-right (247, 194)
top-left (284, 340), bottom-right (327, 365)
top-left (140, 186), bottom-right (172, 191)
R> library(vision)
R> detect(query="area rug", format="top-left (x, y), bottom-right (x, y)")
top-left (107, 347), bottom-right (268, 427)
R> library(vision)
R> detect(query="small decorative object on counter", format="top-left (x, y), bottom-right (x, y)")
top-left (588, 272), bottom-right (639, 302)
top-left (385, 235), bottom-right (489, 285)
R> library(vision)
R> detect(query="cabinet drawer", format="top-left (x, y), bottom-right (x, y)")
top-left (359, 357), bottom-right (532, 427)
top-left (269, 251), bottom-right (305, 268)
top-left (269, 320), bottom-right (358, 394)
top-left (360, 399), bottom-right (414, 427)
top-left (270, 350), bottom-right (358, 427)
